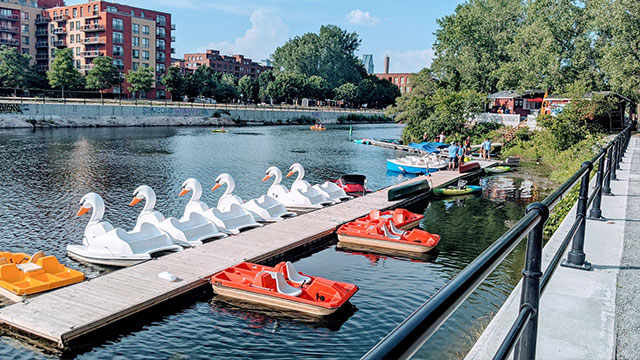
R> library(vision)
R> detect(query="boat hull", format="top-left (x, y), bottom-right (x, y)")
top-left (386, 160), bottom-right (441, 174)
top-left (66, 248), bottom-right (151, 267)
top-left (337, 234), bottom-right (437, 254)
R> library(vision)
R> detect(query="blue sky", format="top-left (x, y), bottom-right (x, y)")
top-left (67, 0), bottom-right (463, 73)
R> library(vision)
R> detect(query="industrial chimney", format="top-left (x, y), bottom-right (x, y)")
top-left (384, 55), bottom-right (390, 74)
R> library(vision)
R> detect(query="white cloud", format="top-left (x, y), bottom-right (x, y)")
top-left (381, 49), bottom-right (435, 73)
top-left (346, 9), bottom-right (381, 26)
top-left (200, 9), bottom-right (289, 61)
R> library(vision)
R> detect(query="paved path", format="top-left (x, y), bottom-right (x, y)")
top-left (466, 136), bottom-right (636, 359)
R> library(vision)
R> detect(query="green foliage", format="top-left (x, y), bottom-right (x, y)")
top-left (217, 73), bottom-right (238, 103)
top-left (356, 76), bottom-right (401, 108)
top-left (337, 114), bottom-right (392, 123)
top-left (272, 25), bottom-right (366, 89)
top-left (258, 70), bottom-right (275, 101)
top-left (514, 127), bottom-right (531, 142)
top-left (124, 67), bottom-right (154, 98)
top-left (333, 82), bottom-right (358, 105)
top-left (304, 75), bottom-right (332, 100)
top-left (238, 75), bottom-right (259, 103)
top-left (85, 56), bottom-right (119, 93)
top-left (47, 48), bottom-right (84, 96)
top-left (0, 45), bottom-right (31, 94)
top-left (265, 72), bottom-right (306, 103)
top-left (162, 66), bottom-right (185, 99)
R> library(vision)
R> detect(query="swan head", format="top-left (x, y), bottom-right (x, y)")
top-left (262, 166), bottom-right (282, 182)
top-left (179, 178), bottom-right (201, 197)
top-left (130, 185), bottom-right (155, 207)
top-left (212, 173), bottom-right (233, 191)
top-left (286, 163), bottom-right (304, 178)
top-left (77, 192), bottom-right (104, 217)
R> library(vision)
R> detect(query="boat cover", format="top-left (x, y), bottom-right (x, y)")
top-left (408, 142), bottom-right (449, 153)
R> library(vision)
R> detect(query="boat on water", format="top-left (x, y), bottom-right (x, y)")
top-left (0, 251), bottom-right (84, 301)
top-left (327, 174), bottom-right (372, 197)
top-left (337, 219), bottom-right (440, 254)
top-left (211, 261), bottom-right (358, 316)
top-left (263, 166), bottom-right (334, 212)
top-left (485, 166), bottom-right (512, 174)
top-left (309, 125), bottom-right (326, 131)
top-left (387, 153), bottom-right (448, 174)
top-left (287, 163), bottom-right (352, 203)
top-left (433, 185), bottom-right (482, 197)
top-left (211, 129), bottom-right (227, 133)
top-left (353, 139), bottom-right (370, 145)
top-left (355, 209), bottom-right (423, 230)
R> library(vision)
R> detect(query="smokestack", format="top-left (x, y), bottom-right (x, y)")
top-left (384, 55), bottom-right (389, 74)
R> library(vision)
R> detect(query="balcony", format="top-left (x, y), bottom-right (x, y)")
top-left (35, 53), bottom-right (48, 60)
top-left (53, 15), bottom-right (69, 22)
top-left (35, 29), bottom-right (48, 36)
top-left (0, 38), bottom-right (19, 46)
top-left (35, 41), bottom-right (48, 48)
top-left (171, 24), bottom-right (176, 30)
top-left (51, 27), bottom-right (66, 35)
top-left (82, 64), bottom-right (94, 72)
top-left (171, 36), bottom-right (175, 42)
top-left (0, 14), bottom-right (18, 22)
top-left (0, 26), bottom-right (18, 34)
top-left (81, 24), bottom-right (105, 32)
top-left (112, 51), bottom-right (124, 57)
top-left (52, 40), bottom-right (66, 47)
top-left (81, 50), bottom-right (105, 58)
top-left (171, 47), bottom-right (175, 54)
top-left (36, 64), bottom-right (48, 72)
top-left (35, 17), bottom-right (49, 25)
top-left (157, 44), bottom-right (165, 51)
top-left (83, 37), bottom-right (105, 45)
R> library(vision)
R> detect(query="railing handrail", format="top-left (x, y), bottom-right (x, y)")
top-left (362, 124), bottom-right (633, 360)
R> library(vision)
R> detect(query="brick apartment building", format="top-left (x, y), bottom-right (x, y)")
top-left (182, 49), bottom-right (270, 79)
top-left (0, 0), bottom-right (175, 99)
top-left (374, 55), bottom-right (413, 95)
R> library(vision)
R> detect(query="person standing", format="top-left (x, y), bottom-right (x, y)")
top-left (423, 132), bottom-right (429, 141)
top-left (439, 132), bottom-right (446, 143)
top-left (457, 142), bottom-right (466, 166)
top-left (465, 136), bottom-right (471, 153)
top-left (448, 141), bottom-right (458, 171)
top-left (482, 138), bottom-right (492, 160)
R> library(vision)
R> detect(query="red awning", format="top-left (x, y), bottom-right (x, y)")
top-left (528, 98), bottom-right (544, 102)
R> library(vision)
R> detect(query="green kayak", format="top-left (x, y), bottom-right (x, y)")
top-left (485, 166), bottom-right (511, 174)
top-left (433, 185), bottom-right (482, 196)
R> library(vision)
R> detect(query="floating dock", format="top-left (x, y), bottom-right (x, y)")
top-left (0, 162), bottom-right (496, 349)
top-left (367, 140), bottom-right (503, 154)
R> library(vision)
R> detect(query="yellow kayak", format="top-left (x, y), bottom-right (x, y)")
top-left (211, 129), bottom-right (228, 133)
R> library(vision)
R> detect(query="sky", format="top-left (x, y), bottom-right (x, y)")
top-left (66, 0), bottom-right (464, 73)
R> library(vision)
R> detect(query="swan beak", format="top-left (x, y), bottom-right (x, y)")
top-left (179, 188), bottom-right (190, 197)
top-left (261, 175), bottom-right (271, 182)
top-left (211, 183), bottom-right (221, 191)
top-left (76, 206), bottom-right (90, 216)
top-left (129, 197), bottom-right (142, 206)
top-left (286, 170), bottom-right (295, 178)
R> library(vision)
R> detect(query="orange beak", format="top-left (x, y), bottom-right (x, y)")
top-left (211, 183), bottom-right (221, 191)
top-left (77, 206), bottom-right (90, 216)
top-left (179, 188), bottom-right (190, 197)
top-left (261, 174), bottom-right (271, 182)
top-left (129, 197), bottom-right (142, 206)
top-left (286, 170), bottom-right (295, 178)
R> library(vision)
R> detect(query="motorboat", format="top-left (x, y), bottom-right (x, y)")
top-left (129, 185), bottom-right (227, 247)
top-left (68, 193), bottom-right (182, 267)
top-left (211, 261), bottom-right (358, 316)
top-left (386, 153), bottom-right (448, 174)
top-left (181, 178), bottom-right (262, 235)
top-left (328, 174), bottom-right (372, 197)
top-left (0, 251), bottom-right (84, 301)
top-left (213, 173), bottom-right (296, 223)
top-left (287, 163), bottom-right (350, 203)
top-left (263, 166), bottom-right (334, 212)
top-left (355, 209), bottom-right (423, 230)
top-left (337, 220), bottom-right (440, 254)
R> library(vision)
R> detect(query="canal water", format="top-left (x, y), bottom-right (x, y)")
top-left (0, 124), bottom-right (556, 359)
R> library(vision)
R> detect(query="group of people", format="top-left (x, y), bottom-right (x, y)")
top-left (445, 137), bottom-right (493, 170)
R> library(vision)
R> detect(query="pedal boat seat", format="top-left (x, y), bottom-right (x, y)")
top-left (262, 271), bottom-right (302, 297)
top-left (282, 261), bottom-right (311, 285)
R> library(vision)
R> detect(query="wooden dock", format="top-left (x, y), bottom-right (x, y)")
top-left (0, 162), bottom-right (496, 349)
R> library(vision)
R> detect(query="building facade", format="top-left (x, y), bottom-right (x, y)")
top-left (183, 49), bottom-right (270, 79)
top-left (42, 0), bottom-right (174, 99)
top-left (362, 54), bottom-right (374, 74)
top-left (373, 56), bottom-right (413, 95)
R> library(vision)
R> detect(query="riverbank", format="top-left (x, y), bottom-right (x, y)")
top-left (0, 102), bottom-right (388, 128)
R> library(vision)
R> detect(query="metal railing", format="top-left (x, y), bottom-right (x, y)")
top-left (362, 124), bottom-right (633, 360)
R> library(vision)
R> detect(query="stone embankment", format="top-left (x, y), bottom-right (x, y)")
top-left (0, 102), bottom-right (385, 128)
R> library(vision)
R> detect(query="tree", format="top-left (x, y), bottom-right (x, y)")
top-left (266, 72), bottom-right (306, 104)
top-left (238, 75), bottom-right (258, 103)
top-left (0, 45), bottom-right (31, 95)
top-left (273, 25), bottom-right (366, 88)
top-left (124, 67), bottom-right (154, 98)
top-left (305, 75), bottom-right (331, 100)
top-left (216, 73), bottom-right (238, 103)
top-left (334, 82), bottom-right (358, 107)
top-left (47, 48), bottom-right (84, 98)
top-left (161, 66), bottom-right (185, 100)
top-left (258, 70), bottom-right (276, 102)
top-left (85, 56), bottom-right (119, 100)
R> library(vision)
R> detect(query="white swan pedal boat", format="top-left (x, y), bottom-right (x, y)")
top-left (263, 166), bottom-right (334, 212)
top-left (287, 163), bottom-right (352, 203)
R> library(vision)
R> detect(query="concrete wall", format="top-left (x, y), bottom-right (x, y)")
top-left (0, 102), bottom-right (383, 128)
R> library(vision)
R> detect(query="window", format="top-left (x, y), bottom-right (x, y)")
top-left (73, 8), bottom-right (77, 17)
top-left (75, 59), bottom-right (80, 69)
top-left (400, 77), bottom-right (405, 85)
top-left (142, 38), bottom-right (149, 48)
top-left (65, 9), bottom-right (69, 16)
top-left (70, 22), bottom-right (74, 30)
top-left (70, 34), bottom-right (74, 43)
top-left (142, 50), bottom-right (149, 60)
top-left (132, 36), bottom-right (139, 47)
top-left (132, 23), bottom-right (139, 34)
top-left (156, 15), bottom-right (166, 26)
top-left (93, 5), bottom-right (98, 14)
top-left (132, 49), bottom-right (139, 58)
top-left (75, 47), bottom-right (80, 56)
top-left (156, 39), bottom-right (165, 50)
top-left (21, 12), bottom-right (28, 20)
top-left (113, 45), bottom-right (123, 57)
top-left (76, 21), bottom-right (80, 29)
top-left (80, 7), bottom-right (82, 16)
top-left (141, 11), bottom-right (145, 18)
top-left (142, 63), bottom-right (149, 68)
top-left (113, 58), bottom-right (124, 69)
top-left (132, 62), bottom-right (139, 70)
top-left (21, 24), bottom-right (29, 34)
top-left (107, 6), bottom-right (117, 13)
top-left (22, 48), bottom-right (29, 55)
top-left (22, 36), bottom-right (29, 45)
top-left (112, 18), bottom-right (123, 31)
top-left (53, 10), bottom-right (57, 17)
top-left (131, 10), bottom-right (135, 16)
top-left (142, 25), bottom-right (149, 35)
top-left (113, 31), bottom-right (123, 44)
top-left (156, 27), bottom-right (165, 37)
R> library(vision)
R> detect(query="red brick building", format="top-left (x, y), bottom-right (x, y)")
top-left (373, 55), bottom-right (414, 95)
top-left (43, 0), bottom-right (174, 99)
top-left (183, 49), bottom-right (270, 78)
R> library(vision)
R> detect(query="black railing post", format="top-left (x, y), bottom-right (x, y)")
top-left (616, 135), bottom-right (623, 169)
top-left (588, 151), bottom-right (606, 220)
top-left (514, 202), bottom-right (549, 360)
top-left (611, 139), bottom-right (619, 181)
top-left (562, 161), bottom-right (593, 271)
top-left (603, 145), bottom-right (614, 196)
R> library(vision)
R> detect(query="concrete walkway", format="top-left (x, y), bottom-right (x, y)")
top-left (465, 136), bottom-right (637, 359)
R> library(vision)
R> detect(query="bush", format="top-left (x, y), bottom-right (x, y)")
top-left (337, 114), bottom-right (392, 123)
top-left (514, 127), bottom-right (531, 142)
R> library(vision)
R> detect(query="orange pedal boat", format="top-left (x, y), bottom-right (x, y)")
top-left (337, 220), bottom-right (440, 254)
top-left (211, 261), bottom-right (358, 316)
top-left (355, 208), bottom-right (423, 230)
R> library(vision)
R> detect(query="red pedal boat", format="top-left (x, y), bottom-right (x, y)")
top-left (328, 174), bottom-right (372, 197)
top-left (337, 220), bottom-right (440, 254)
top-left (210, 261), bottom-right (358, 316)
top-left (355, 208), bottom-right (423, 230)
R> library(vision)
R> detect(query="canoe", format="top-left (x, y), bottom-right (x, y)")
top-left (485, 166), bottom-right (512, 174)
top-left (337, 220), bottom-right (440, 254)
top-left (388, 179), bottom-right (430, 201)
top-left (0, 251), bottom-right (84, 301)
top-left (211, 261), bottom-right (357, 316)
top-left (355, 208), bottom-right (423, 230)
top-left (433, 185), bottom-right (483, 196)
top-left (211, 129), bottom-right (227, 133)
